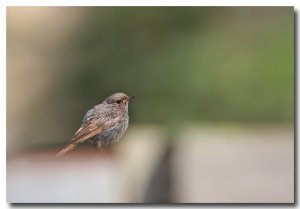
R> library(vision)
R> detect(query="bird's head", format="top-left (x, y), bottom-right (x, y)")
top-left (105, 92), bottom-right (135, 109)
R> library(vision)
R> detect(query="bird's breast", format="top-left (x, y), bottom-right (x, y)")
top-left (92, 115), bottom-right (128, 146)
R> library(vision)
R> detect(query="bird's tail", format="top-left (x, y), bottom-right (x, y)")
top-left (55, 142), bottom-right (78, 157)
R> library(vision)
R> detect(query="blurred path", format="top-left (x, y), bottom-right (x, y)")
top-left (172, 125), bottom-right (294, 203)
top-left (7, 125), bottom-right (293, 203)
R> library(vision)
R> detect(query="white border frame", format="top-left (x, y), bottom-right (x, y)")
top-left (1, 1), bottom-right (298, 209)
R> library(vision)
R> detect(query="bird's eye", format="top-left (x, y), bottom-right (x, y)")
top-left (116, 100), bottom-right (121, 104)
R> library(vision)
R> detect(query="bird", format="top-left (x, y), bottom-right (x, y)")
top-left (56, 92), bottom-right (135, 157)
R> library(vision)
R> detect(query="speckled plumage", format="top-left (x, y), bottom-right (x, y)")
top-left (88, 112), bottom-right (128, 147)
top-left (56, 93), bottom-right (134, 157)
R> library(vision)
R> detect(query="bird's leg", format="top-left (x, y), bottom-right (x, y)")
top-left (96, 141), bottom-right (103, 153)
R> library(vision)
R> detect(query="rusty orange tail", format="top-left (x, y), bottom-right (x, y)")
top-left (55, 142), bottom-right (78, 157)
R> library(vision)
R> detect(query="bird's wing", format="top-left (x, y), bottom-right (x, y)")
top-left (72, 119), bottom-right (104, 143)
top-left (55, 117), bottom-right (120, 157)
top-left (56, 119), bottom-right (104, 157)
top-left (82, 108), bottom-right (95, 123)
top-left (82, 104), bottom-right (105, 123)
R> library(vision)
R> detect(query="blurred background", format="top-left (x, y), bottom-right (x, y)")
top-left (7, 7), bottom-right (294, 203)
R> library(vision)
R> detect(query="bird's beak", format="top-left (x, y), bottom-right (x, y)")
top-left (128, 95), bottom-right (136, 101)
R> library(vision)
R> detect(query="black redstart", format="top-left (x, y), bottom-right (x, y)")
top-left (56, 92), bottom-right (135, 157)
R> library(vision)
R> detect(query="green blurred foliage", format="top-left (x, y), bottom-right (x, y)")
top-left (55, 7), bottom-right (293, 125)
